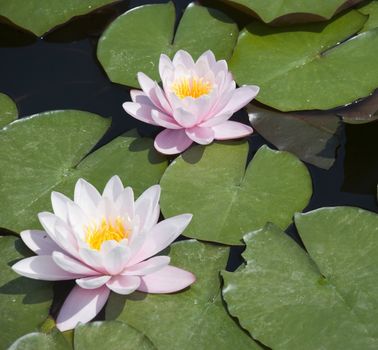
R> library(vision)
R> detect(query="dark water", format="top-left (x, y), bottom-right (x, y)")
top-left (0, 0), bottom-right (377, 275)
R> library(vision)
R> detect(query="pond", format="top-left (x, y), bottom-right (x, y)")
top-left (0, 0), bottom-right (377, 349)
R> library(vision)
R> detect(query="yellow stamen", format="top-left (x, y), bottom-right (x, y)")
top-left (171, 77), bottom-right (212, 99)
top-left (85, 217), bottom-right (129, 251)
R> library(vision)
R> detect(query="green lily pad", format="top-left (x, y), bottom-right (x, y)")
top-left (221, 0), bottom-right (363, 24)
top-left (0, 236), bottom-right (53, 348)
top-left (358, 0), bottom-right (378, 32)
top-left (74, 321), bottom-right (155, 350)
top-left (0, 92), bottom-right (17, 128)
top-left (222, 206), bottom-right (378, 349)
top-left (160, 142), bottom-right (312, 245)
top-left (0, 0), bottom-right (119, 36)
top-left (106, 240), bottom-right (260, 350)
top-left (8, 331), bottom-right (70, 350)
top-left (229, 10), bottom-right (378, 111)
top-left (248, 104), bottom-right (341, 169)
top-left (97, 2), bottom-right (238, 88)
top-left (0, 111), bottom-right (167, 233)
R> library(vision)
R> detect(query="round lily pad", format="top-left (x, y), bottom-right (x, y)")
top-left (0, 0), bottom-right (119, 36)
top-left (222, 206), bottom-right (378, 349)
top-left (221, 0), bottom-right (363, 24)
top-left (229, 10), bottom-right (378, 111)
top-left (97, 2), bottom-right (238, 87)
top-left (106, 240), bottom-right (260, 350)
top-left (0, 111), bottom-right (167, 233)
top-left (0, 236), bottom-right (53, 348)
top-left (0, 92), bottom-right (17, 128)
top-left (160, 142), bottom-right (312, 245)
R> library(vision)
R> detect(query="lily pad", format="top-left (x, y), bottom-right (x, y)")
top-left (0, 236), bottom-right (53, 348)
top-left (248, 104), bottom-right (341, 169)
top-left (0, 110), bottom-right (167, 233)
top-left (221, 0), bottom-right (363, 24)
top-left (106, 240), bottom-right (260, 350)
top-left (0, 92), bottom-right (17, 128)
top-left (0, 0), bottom-right (119, 36)
top-left (8, 331), bottom-right (70, 350)
top-left (222, 206), bottom-right (378, 349)
top-left (160, 142), bottom-right (312, 245)
top-left (229, 10), bottom-right (378, 111)
top-left (97, 2), bottom-right (238, 87)
top-left (337, 90), bottom-right (378, 124)
top-left (358, 0), bottom-right (378, 32)
top-left (74, 321), bottom-right (155, 350)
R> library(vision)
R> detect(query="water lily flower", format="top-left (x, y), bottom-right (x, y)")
top-left (123, 49), bottom-right (259, 155)
top-left (12, 176), bottom-right (195, 331)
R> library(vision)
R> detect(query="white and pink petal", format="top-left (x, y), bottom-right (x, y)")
top-left (101, 244), bottom-right (130, 275)
top-left (137, 72), bottom-right (171, 114)
top-left (38, 212), bottom-right (79, 258)
top-left (159, 53), bottom-right (173, 79)
top-left (138, 265), bottom-right (195, 293)
top-left (106, 275), bottom-right (141, 295)
top-left (212, 121), bottom-right (253, 140)
top-left (134, 184), bottom-right (161, 233)
top-left (172, 50), bottom-right (195, 69)
top-left (127, 214), bottom-right (192, 265)
top-left (172, 107), bottom-right (198, 128)
top-left (154, 129), bottom-right (193, 155)
top-left (215, 85), bottom-right (259, 117)
top-left (123, 256), bottom-right (170, 276)
top-left (115, 186), bottom-right (134, 221)
top-left (122, 101), bottom-right (158, 126)
top-left (76, 275), bottom-right (111, 289)
top-left (56, 285), bottom-right (110, 331)
top-left (51, 191), bottom-right (72, 221)
top-left (12, 256), bottom-right (81, 281)
top-left (20, 230), bottom-right (63, 255)
top-left (151, 110), bottom-right (180, 129)
top-left (185, 126), bottom-right (214, 145)
top-left (102, 175), bottom-right (124, 202)
top-left (52, 251), bottom-right (100, 276)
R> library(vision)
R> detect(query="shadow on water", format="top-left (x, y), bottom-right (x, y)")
top-left (0, 22), bottom-right (36, 47)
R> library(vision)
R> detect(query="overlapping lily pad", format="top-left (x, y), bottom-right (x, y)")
top-left (160, 142), bottom-right (312, 245)
top-left (0, 110), bottom-right (167, 233)
top-left (9, 321), bottom-right (154, 349)
top-left (0, 92), bottom-right (17, 128)
top-left (106, 240), bottom-right (260, 349)
top-left (0, 236), bottom-right (53, 348)
top-left (358, 0), bottom-right (378, 32)
top-left (0, 0), bottom-right (119, 36)
top-left (221, 0), bottom-right (363, 24)
top-left (248, 104), bottom-right (341, 169)
top-left (97, 2), bottom-right (238, 87)
top-left (337, 90), bottom-right (378, 124)
top-left (74, 321), bottom-right (155, 349)
top-left (8, 331), bottom-right (70, 350)
top-left (230, 10), bottom-right (378, 111)
top-left (222, 207), bottom-right (378, 349)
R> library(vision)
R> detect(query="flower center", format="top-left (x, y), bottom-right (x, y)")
top-left (171, 77), bottom-right (212, 99)
top-left (85, 217), bottom-right (129, 251)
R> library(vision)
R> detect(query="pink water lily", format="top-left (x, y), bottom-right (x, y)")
top-left (123, 50), bottom-right (259, 155)
top-left (12, 176), bottom-right (195, 331)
